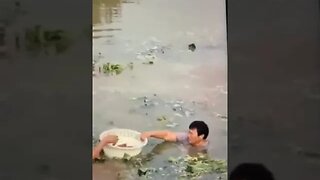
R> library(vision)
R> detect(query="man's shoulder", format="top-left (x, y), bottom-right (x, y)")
top-left (175, 132), bottom-right (188, 142)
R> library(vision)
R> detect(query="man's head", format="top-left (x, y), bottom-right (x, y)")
top-left (187, 121), bottom-right (209, 145)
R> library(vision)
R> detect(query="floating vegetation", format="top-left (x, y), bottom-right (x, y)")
top-left (128, 153), bottom-right (227, 179)
top-left (92, 133), bottom-right (225, 179)
top-left (157, 115), bottom-right (176, 128)
top-left (170, 101), bottom-right (195, 117)
top-left (168, 153), bottom-right (227, 178)
top-left (157, 116), bottom-right (167, 121)
top-left (102, 63), bottom-right (124, 75)
top-left (93, 61), bottom-right (157, 76)
top-left (92, 58), bottom-right (159, 77)
top-left (25, 25), bottom-right (72, 55)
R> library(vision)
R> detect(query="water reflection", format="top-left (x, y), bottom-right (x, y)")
top-left (93, 0), bottom-right (124, 40)
top-left (93, 0), bottom-right (122, 25)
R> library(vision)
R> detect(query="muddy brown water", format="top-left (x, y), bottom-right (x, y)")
top-left (93, 0), bottom-right (227, 179)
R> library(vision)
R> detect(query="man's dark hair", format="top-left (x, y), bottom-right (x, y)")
top-left (189, 121), bottom-right (209, 139)
top-left (230, 163), bottom-right (274, 180)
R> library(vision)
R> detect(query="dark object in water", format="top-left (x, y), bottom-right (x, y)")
top-left (143, 61), bottom-right (154, 65)
top-left (188, 43), bottom-right (196, 51)
top-left (138, 168), bottom-right (149, 176)
top-left (93, 154), bottom-right (107, 163)
top-left (157, 116), bottom-right (167, 121)
top-left (230, 163), bottom-right (274, 180)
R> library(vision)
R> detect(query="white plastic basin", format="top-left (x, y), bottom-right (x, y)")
top-left (99, 128), bottom-right (148, 158)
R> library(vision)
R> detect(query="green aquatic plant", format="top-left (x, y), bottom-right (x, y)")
top-left (156, 116), bottom-right (167, 121)
top-left (102, 63), bottom-right (124, 75)
top-left (168, 153), bottom-right (227, 178)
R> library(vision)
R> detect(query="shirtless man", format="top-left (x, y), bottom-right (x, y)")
top-left (93, 121), bottom-right (209, 159)
top-left (140, 120), bottom-right (209, 149)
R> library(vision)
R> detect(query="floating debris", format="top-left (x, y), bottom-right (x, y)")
top-left (157, 116), bottom-right (167, 121)
top-left (166, 123), bottom-right (178, 128)
top-left (136, 39), bottom-right (170, 62)
top-left (131, 96), bottom-right (147, 101)
top-left (184, 111), bottom-right (193, 117)
top-left (136, 53), bottom-right (157, 61)
top-left (174, 113), bottom-right (184, 117)
top-left (216, 113), bottom-right (228, 119)
top-left (142, 60), bottom-right (154, 65)
top-left (133, 96), bottom-right (158, 108)
top-left (188, 43), bottom-right (196, 52)
top-left (138, 168), bottom-right (148, 176)
top-left (175, 100), bottom-right (184, 104)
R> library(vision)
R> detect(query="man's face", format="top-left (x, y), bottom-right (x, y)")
top-left (187, 128), bottom-right (203, 145)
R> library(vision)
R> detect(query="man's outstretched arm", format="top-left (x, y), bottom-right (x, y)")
top-left (92, 135), bottom-right (118, 159)
top-left (140, 130), bottom-right (177, 142)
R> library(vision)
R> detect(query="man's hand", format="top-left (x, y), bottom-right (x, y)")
top-left (92, 148), bottom-right (101, 160)
top-left (92, 135), bottom-right (119, 160)
top-left (140, 131), bottom-right (177, 142)
top-left (140, 132), bottom-right (150, 141)
top-left (103, 134), bottom-right (119, 145)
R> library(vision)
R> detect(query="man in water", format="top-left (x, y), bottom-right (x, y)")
top-left (92, 135), bottom-right (118, 159)
top-left (140, 120), bottom-right (209, 150)
top-left (92, 120), bottom-right (209, 159)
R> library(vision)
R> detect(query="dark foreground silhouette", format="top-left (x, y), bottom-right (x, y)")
top-left (230, 163), bottom-right (275, 180)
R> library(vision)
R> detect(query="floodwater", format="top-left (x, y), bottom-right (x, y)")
top-left (92, 0), bottom-right (227, 179)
